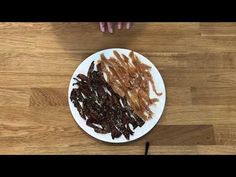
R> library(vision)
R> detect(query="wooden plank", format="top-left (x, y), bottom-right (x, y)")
top-left (2, 145), bottom-right (236, 155)
top-left (1, 52), bottom-right (235, 75)
top-left (0, 88), bottom-right (30, 106)
top-left (0, 107), bottom-right (73, 127)
top-left (148, 52), bottom-right (236, 69)
top-left (196, 145), bottom-right (236, 155)
top-left (0, 124), bottom-right (216, 154)
top-left (1, 145), bottom-right (236, 155)
top-left (0, 124), bottom-right (215, 151)
top-left (0, 51), bottom-right (86, 75)
top-left (0, 23), bottom-right (235, 55)
top-left (0, 124), bottom-right (97, 148)
top-left (0, 22), bottom-right (199, 53)
top-left (200, 23), bottom-right (236, 36)
top-left (159, 105), bottom-right (236, 125)
top-left (0, 146), bottom-right (145, 155)
top-left (129, 125), bottom-right (215, 146)
top-left (150, 145), bottom-right (236, 155)
top-left (184, 35), bottom-right (236, 53)
top-left (191, 87), bottom-right (236, 105)
top-left (166, 87), bottom-right (191, 106)
top-left (160, 69), bottom-right (236, 87)
top-left (214, 125), bottom-right (236, 145)
top-left (0, 74), bottom-right (70, 88)
top-left (30, 88), bottom-right (67, 106)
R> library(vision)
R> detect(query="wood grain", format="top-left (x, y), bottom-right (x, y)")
top-left (191, 87), bottom-right (236, 105)
top-left (214, 125), bottom-right (236, 145)
top-left (128, 125), bottom-right (215, 146)
top-left (0, 22), bottom-right (236, 154)
top-left (30, 88), bottom-right (67, 106)
top-left (0, 88), bottom-right (30, 107)
top-left (200, 23), bottom-right (236, 36)
top-left (160, 105), bottom-right (236, 125)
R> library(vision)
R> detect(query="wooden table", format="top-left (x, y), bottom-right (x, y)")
top-left (0, 22), bottom-right (236, 154)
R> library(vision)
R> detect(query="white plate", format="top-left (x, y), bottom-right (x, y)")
top-left (68, 48), bottom-right (166, 143)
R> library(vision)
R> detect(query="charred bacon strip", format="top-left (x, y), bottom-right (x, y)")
top-left (70, 61), bottom-right (145, 140)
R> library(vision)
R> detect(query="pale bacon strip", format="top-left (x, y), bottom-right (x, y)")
top-left (98, 50), bottom-right (162, 121)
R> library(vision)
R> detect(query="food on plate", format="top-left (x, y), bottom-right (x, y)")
top-left (70, 50), bottom-right (162, 140)
top-left (70, 61), bottom-right (145, 140)
top-left (98, 50), bottom-right (162, 120)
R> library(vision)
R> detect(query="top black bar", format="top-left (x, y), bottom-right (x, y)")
top-left (1, 1), bottom-right (235, 21)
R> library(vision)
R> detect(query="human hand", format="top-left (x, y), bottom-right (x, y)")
top-left (99, 22), bottom-right (132, 33)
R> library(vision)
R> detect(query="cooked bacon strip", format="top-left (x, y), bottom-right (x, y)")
top-left (98, 50), bottom-right (162, 120)
top-left (144, 71), bottom-right (163, 96)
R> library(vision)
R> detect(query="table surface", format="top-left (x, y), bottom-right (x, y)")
top-left (1, 22), bottom-right (236, 154)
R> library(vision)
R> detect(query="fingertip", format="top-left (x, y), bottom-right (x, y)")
top-left (117, 22), bottom-right (122, 29)
top-left (109, 28), bottom-right (113, 33)
top-left (101, 28), bottom-right (105, 33)
top-left (126, 22), bottom-right (132, 29)
top-left (99, 22), bottom-right (105, 32)
top-left (107, 22), bottom-right (114, 33)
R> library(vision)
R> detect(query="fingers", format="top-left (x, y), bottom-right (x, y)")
top-left (117, 22), bottom-right (132, 30)
top-left (99, 22), bottom-right (132, 33)
top-left (107, 22), bottom-right (114, 33)
top-left (117, 22), bottom-right (122, 29)
top-left (99, 22), bottom-right (106, 33)
top-left (99, 22), bottom-right (115, 33)
top-left (126, 22), bottom-right (132, 29)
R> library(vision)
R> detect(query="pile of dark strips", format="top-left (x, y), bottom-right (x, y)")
top-left (70, 61), bottom-right (145, 140)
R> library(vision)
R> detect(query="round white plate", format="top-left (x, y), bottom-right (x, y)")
top-left (68, 48), bottom-right (166, 143)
